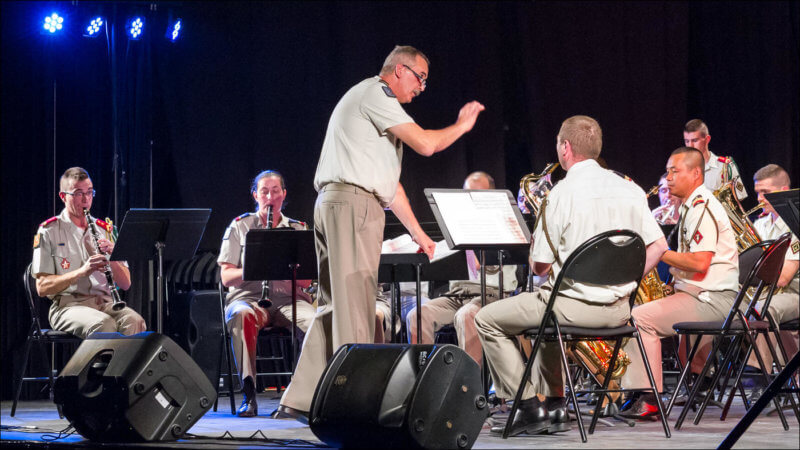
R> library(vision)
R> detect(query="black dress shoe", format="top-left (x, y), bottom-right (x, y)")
top-left (490, 404), bottom-right (549, 436)
top-left (618, 397), bottom-right (659, 420)
top-left (272, 404), bottom-right (309, 424)
top-left (237, 395), bottom-right (258, 417)
top-left (547, 406), bottom-right (571, 433)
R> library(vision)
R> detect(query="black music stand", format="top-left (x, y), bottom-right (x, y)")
top-left (242, 229), bottom-right (316, 374)
top-left (111, 208), bottom-right (211, 334)
top-left (425, 188), bottom-right (531, 396)
top-left (720, 189), bottom-right (799, 449)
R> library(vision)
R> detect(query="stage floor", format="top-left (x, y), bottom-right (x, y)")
top-left (1, 391), bottom-right (798, 449)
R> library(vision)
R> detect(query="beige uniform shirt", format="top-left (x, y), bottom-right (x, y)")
top-left (671, 184), bottom-right (740, 295)
top-left (313, 76), bottom-right (415, 207)
top-left (217, 212), bottom-right (312, 306)
top-left (754, 214), bottom-right (800, 294)
top-left (531, 159), bottom-right (664, 304)
top-left (31, 209), bottom-right (120, 302)
top-left (704, 150), bottom-right (748, 200)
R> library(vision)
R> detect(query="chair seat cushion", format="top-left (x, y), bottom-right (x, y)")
top-left (523, 325), bottom-right (636, 339)
top-left (673, 319), bottom-right (770, 333)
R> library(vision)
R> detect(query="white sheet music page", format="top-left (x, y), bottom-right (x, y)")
top-left (382, 234), bottom-right (458, 263)
top-left (432, 191), bottom-right (528, 246)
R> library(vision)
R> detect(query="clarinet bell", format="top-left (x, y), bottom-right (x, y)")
top-left (111, 300), bottom-right (127, 311)
top-left (258, 298), bottom-right (273, 308)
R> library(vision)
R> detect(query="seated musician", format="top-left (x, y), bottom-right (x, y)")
top-left (32, 167), bottom-right (146, 339)
top-left (406, 171), bottom-right (518, 366)
top-left (217, 170), bottom-right (315, 417)
top-left (742, 164), bottom-right (799, 394)
top-left (620, 147), bottom-right (739, 418)
top-left (652, 173), bottom-right (681, 225)
top-left (683, 118), bottom-right (748, 199)
top-left (475, 116), bottom-right (667, 436)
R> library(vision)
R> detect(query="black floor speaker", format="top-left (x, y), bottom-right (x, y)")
top-left (309, 343), bottom-right (488, 449)
top-left (53, 332), bottom-right (217, 442)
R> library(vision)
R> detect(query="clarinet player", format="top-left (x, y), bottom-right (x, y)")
top-left (31, 167), bottom-right (146, 339)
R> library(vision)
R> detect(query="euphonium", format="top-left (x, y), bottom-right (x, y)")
top-left (713, 180), bottom-right (762, 252)
top-left (83, 208), bottom-right (126, 311)
top-left (520, 162), bottom-right (560, 216)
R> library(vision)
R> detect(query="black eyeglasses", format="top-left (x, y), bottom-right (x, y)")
top-left (62, 189), bottom-right (96, 199)
top-left (403, 64), bottom-right (427, 89)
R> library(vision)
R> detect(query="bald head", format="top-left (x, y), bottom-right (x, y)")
top-left (463, 171), bottom-right (495, 190)
top-left (670, 147), bottom-right (704, 172)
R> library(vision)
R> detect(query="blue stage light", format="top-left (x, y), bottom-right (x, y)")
top-left (84, 17), bottom-right (104, 37)
top-left (127, 17), bottom-right (144, 40)
top-left (43, 13), bottom-right (64, 34)
top-left (169, 19), bottom-right (181, 41)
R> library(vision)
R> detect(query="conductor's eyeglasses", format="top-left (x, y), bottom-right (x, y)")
top-left (63, 189), bottom-right (96, 199)
top-left (403, 64), bottom-right (427, 89)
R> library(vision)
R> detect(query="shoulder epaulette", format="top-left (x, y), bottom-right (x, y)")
top-left (717, 156), bottom-right (732, 164)
top-left (40, 216), bottom-right (58, 228)
top-left (235, 212), bottom-right (252, 221)
top-left (95, 218), bottom-right (113, 234)
top-left (692, 196), bottom-right (705, 207)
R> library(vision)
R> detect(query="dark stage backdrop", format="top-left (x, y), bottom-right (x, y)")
top-left (2, 1), bottom-right (798, 399)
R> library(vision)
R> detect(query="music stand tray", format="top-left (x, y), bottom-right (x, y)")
top-left (242, 229), bottom-right (316, 372)
top-left (111, 208), bottom-right (211, 334)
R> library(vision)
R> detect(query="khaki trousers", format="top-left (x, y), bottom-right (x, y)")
top-left (49, 294), bottom-right (146, 339)
top-left (225, 298), bottom-right (316, 382)
top-left (475, 290), bottom-right (630, 400)
top-left (621, 289), bottom-right (736, 392)
top-left (280, 183), bottom-right (384, 411)
top-left (747, 292), bottom-right (799, 369)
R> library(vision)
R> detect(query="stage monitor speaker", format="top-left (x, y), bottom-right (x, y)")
top-left (309, 343), bottom-right (487, 449)
top-left (53, 332), bottom-right (217, 442)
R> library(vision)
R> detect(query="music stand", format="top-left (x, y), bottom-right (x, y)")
top-left (720, 188), bottom-right (799, 449)
top-left (425, 188), bottom-right (531, 395)
top-left (242, 229), bottom-right (316, 373)
top-left (111, 208), bottom-right (211, 334)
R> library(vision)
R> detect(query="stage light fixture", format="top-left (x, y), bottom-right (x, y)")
top-left (127, 17), bottom-right (144, 40)
top-left (167, 19), bottom-right (182, 42)
top-left (43, 13), bottom-right (64, 34)
top-left (84, 17), bottom-right (104, 37)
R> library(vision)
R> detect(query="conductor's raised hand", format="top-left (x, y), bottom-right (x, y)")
top-left (456, 101), bottom-right (486, 133)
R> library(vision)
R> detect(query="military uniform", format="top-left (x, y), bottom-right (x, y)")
top-left (704, 151), bottom-right (748, 200)
top-left (476, 159), bottom-right (664, 400)
top-left (406, 251), bottom-right (517, 365)
top-left (31, 209), bottom-right (146, 339)
top-left (218, 211), bottom-right (315, 383)
top-left (748, 214), bottom-right (799, 368)
top-left (279, 76), bottom-right (416, 413)
top-left (622, 184), bottom-right (740, 392)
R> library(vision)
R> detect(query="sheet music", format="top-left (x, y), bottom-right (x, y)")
top-left (381, 234), bottom-right (458, 263)
top-left (431, 191), bottom-right (528, 246)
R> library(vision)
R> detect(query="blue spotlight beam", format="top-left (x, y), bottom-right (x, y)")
top-left (43, 13), bottom-right (64, 34)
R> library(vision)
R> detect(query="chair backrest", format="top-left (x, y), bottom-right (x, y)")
top-left (738, 241), bottom-right (772, 286)
top-left (23, 263), bottom-right (47, 334)
top-left (725, 232), bottom-right (791, 329)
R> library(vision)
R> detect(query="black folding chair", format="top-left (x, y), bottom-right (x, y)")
top-left (214, 279), bottom-right (237, 415)
top-left (11, 263), bottom-right (82, 417)
top-left (669, 233), bottom-right (793, 430)
top-left (503, 229), bottom-right (671, 441)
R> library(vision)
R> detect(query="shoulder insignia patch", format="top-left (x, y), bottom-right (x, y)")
top-left (222, 227), bottom-right (232, 240)
top-left (33, 233), bottom-right (41, 249)
top-left (792, 241), bottom-right (799, 254)
top-left (95, 218), bottom-right (113, 234)
top-left (717, 156), bottom-right (732, 163)
top-left (692, 196), bottom-right (705, 207)
top-left (40, 216), bottom-right (58, 228)
top-left (693, 231), bottom-right (703, 244)
top-left (236, 212), bottom-right (252, 222)
top-left (381, 85), bottom-right (396, 98)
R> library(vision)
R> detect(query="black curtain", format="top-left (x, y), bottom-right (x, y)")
top-left (2, 0), bottom-right (798, 400)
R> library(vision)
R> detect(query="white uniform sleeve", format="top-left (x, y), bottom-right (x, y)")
top-left (218, 220), bottom-right (242, 266)
top-left (32, 227), bottom-right (55, 277)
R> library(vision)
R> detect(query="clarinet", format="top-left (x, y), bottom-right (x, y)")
top-left (83, 208), bottom-right (126, 311)
top-left (258, 205), bottom-right (274, 308)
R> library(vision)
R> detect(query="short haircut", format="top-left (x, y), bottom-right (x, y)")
top-left (379, 45), bottom-right (430, 76)
top-left (464, 171), bottom-right (496, 189)
top-left (754, 164), bottom-right (790, 187)
top-left (684, 119), bottom-right (709, 136)
top-left (670, 147), bottom-right (705, 173)
top-left (557, 115), bottom-right (602, 159)
top-left (60, 167), bottom-right (90, 192)
top-left (251, 170), bottom-right (286, 193)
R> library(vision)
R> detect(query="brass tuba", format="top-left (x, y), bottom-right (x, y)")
top-left (713, 181), bottom-right (762, 252)
top-left (520, 162), bottom-right (560, 216)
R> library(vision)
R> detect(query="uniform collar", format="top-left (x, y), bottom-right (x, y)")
top-left (705, 150), bottom-right (719, 170)
top-left (681, 184), bottom-right (710, 208)
top-left (254, 211), bottom-right (290, 229)
top-left (564, 158), bottom-right (600, 178)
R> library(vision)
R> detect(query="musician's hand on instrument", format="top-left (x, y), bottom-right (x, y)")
top-left (81, 253), bottom-right (109, 275)
top-left (96, 237), bottom-right (114, 255)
